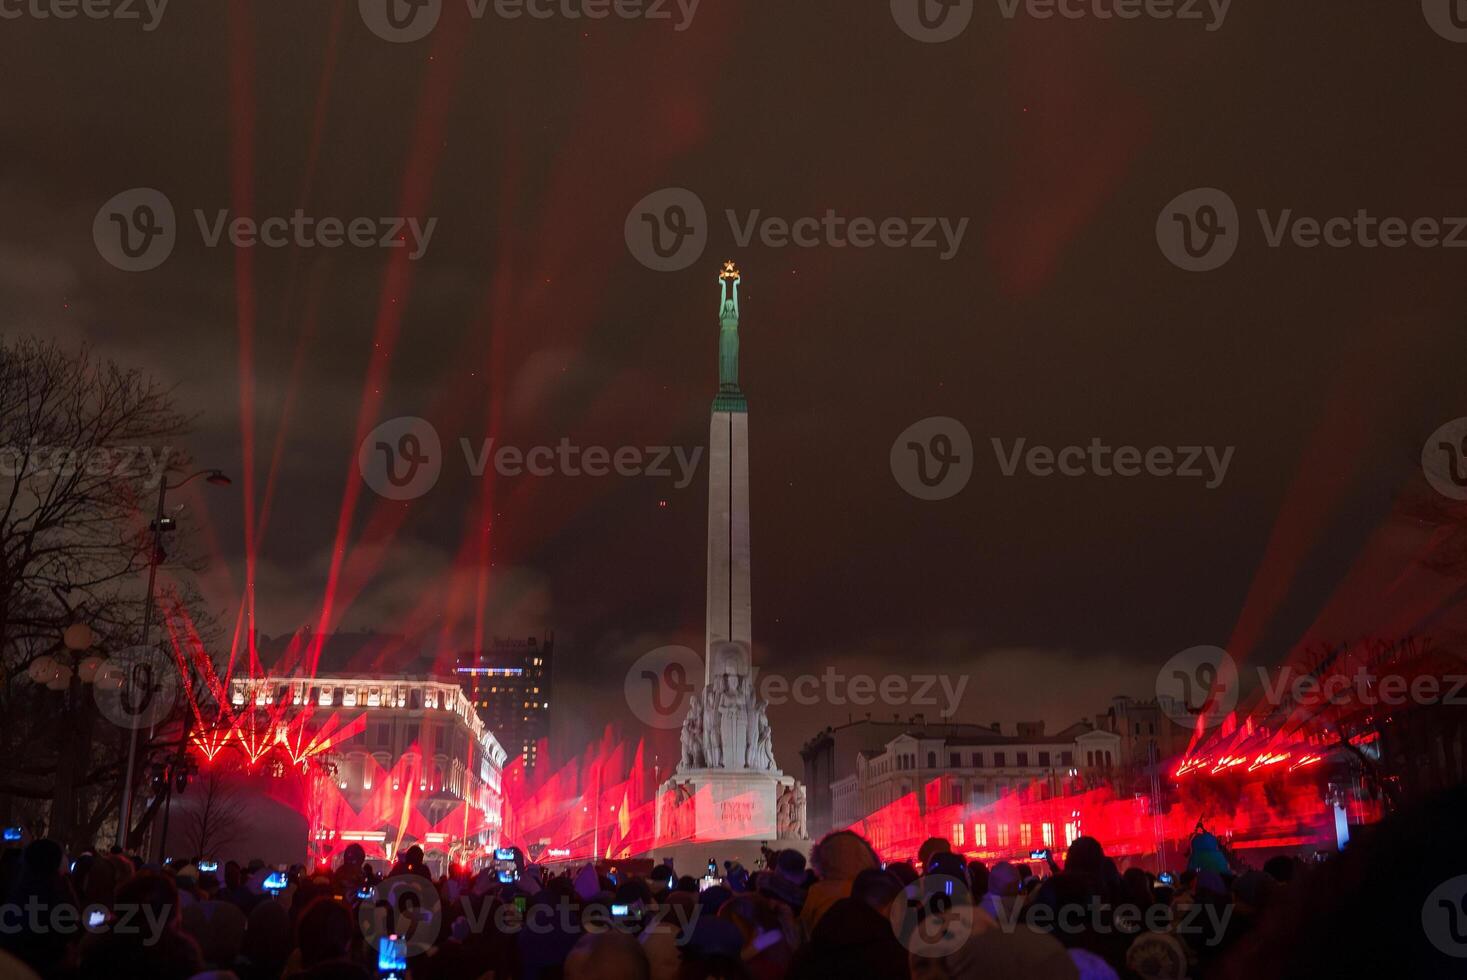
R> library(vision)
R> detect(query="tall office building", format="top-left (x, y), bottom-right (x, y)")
top-left (454, 634), bottom-right (554, 770)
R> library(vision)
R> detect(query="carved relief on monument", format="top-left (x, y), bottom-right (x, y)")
top-left (777, 783), bottom-right (807, 839)
top-left (678, 641), bottom-right (776, 773)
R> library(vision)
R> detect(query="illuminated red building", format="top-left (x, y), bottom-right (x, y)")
top-left (181, 674), bottom-right (509, 874)
top-left (827, 720), bottom-right (1121, 829)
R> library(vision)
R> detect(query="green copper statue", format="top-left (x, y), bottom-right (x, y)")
top-left (718, 261), bottom-right (741, 392)
top-left (711, 261), bottom-right (747, 414)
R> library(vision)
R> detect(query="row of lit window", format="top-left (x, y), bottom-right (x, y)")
top-left (947, 821), bottom-right (1080, 851)
top-left (888, 749), bottom-right (1074, 771)
top-left (232, 684), bottom-right (449, 711)
top-left (475, 700), bottom-right (549, 713)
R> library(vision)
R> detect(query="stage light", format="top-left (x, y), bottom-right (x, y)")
top-left (1247, 752), bottom-right (1289, 772)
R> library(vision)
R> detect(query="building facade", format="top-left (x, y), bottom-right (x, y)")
top-left (827, 722), bottom-right (1122, 830)
top-left (454, 634), bottom-right (554, 771)
top-left (222, 674), bottom-right (508, 874)
top-left (1096, 695), bottom-right (1194, 769)
top-left (800, 717), bottom-right (1014, 839)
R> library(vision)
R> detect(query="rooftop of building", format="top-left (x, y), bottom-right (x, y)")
top-left (799, 716), bottom-right (1006, 752)
top-left (881, 720), bottom-right (1110, 748)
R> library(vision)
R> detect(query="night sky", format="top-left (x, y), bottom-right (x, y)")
top-left (5, 1), bottom-right (1467, 769)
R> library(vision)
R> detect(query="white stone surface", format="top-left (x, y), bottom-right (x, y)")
top-left (656, 770), bottom-right (796, 844)
top-left (705, 410), bottom-right (751, 676)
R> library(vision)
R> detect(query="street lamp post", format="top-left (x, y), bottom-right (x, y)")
top-left (153, 748), bottom-right (197, 863)
top-left (116, 468), bottom-right (231, 850)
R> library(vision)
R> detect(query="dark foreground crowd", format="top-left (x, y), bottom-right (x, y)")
top-left (2, 782), bottom-right (1464, 980)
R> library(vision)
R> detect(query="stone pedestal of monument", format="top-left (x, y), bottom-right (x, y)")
top-left (655, 768), bottom-right (797, 844)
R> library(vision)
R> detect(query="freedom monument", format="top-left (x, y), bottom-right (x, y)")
top-left (656, 264), bottom-right (807, 858)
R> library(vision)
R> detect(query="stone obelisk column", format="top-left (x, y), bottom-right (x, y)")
top-left (705, 261), bottom-right (752, 681)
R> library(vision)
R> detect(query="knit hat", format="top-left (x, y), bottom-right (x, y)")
top-left (812, 831), bottom-right (880, 882)
top-left (925, 852), bottom-right (968, 881)
top-left (987, 862), bottom-right (1022, 897)
top-left (573, 863), bottom-right (602, 901)
top-left (918, 837), bottom-right (952, 870)
top-left (1126, 932), bottom-right (1190, 980)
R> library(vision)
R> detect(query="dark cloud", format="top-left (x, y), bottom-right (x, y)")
top-left (4, 1), bottom-right (1467, 771)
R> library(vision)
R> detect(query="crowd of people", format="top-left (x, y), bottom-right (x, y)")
top-left (1, 782), bottom-right (1462, 979)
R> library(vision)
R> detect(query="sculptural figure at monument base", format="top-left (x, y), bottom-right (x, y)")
top-left (678, 641), bottom-right (777, 773)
